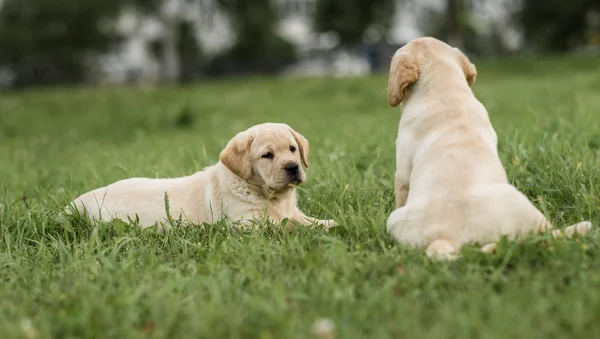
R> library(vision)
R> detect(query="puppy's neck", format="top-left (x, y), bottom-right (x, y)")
top-left (260, 185), bottom-right (296, 202)
top-left (216, 163), bottom-right (295, 203)
top-left (406, 69), bottom-right (473, 106)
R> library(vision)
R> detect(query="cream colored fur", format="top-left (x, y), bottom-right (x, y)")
top-left (70, 123), bottom-right (335, 229)
top-left (386, 37), bottom-right (592, 260)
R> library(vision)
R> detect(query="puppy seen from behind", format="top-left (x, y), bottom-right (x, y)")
top-left (385, 37), bottom-right (592, 260)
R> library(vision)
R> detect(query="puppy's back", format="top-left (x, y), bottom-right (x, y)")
top-left (72, 175), bottom-right (195, 225)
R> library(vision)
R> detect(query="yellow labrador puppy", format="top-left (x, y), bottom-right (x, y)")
top-left (71, 123), bottom-right (335, 229)
top-left (386, 37), bottom-right (592, 260)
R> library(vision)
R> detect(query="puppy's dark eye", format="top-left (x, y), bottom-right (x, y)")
top-left (289, 146), bottom-right (296, 153)
top-left (262, 152), bottom-right (273, 159)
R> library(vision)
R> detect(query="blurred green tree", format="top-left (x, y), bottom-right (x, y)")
top-left (419, 0), bottom-right (478, 53)
top-left (126, 0), bottom-right (204, 84)
top-left (177, 20), bottom-right (204, 83)
top-left (206, 0), bottom-right (296, 76)
top-left (0, 0), bottom-right (123, 87)
top-left (314, 0), bottom-right (396, 48)
top-left (516, 0), bottom-right (600, 52)
top-left (443, 0), bottom-right (466, 49)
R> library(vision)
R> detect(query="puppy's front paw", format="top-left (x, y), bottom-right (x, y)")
top-left (318, 219), bottom-right (337, 230)
top-left (480, 242), bottom-right (497, 254)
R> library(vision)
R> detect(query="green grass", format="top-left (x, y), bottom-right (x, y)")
top-left (1, 56), bottom-right (600, 339)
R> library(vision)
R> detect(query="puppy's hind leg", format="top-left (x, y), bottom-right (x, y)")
top-left (426, 239), bottom-right (460, 261)
top-left (388, 207), bottom-right (461, 260)
top-left (394, 166), bottom-right (411, 208)
top-left (394, 173), bottom-right (410, 208)
top-left (387, 206), bottom-right (427, 248)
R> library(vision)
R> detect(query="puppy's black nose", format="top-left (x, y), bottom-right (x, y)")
top-left (285, 162), bottom-right (299, 175)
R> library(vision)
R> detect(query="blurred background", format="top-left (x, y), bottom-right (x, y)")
top-left (0, 0), bottom-right (599, 89)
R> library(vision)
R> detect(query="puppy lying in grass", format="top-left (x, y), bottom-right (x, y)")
top-left (70, 123), bottom-right (335, 229)
top-left (385, 37), bottom-right (592, 260)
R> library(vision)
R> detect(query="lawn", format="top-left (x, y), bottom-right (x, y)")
top-left (1, 56), bottom-right (600, 339)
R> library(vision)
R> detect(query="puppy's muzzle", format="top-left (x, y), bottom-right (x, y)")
top-left (285, 162), bottom-right (299, 175)
top-left (284, 162), bottom-right (301, 182)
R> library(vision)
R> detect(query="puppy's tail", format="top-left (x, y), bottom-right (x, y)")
top-left (551, 221), bottom-right (593, 239)
top-left (426, 239), bottom-right (460, 261)
top-left (480, 221), bottom-right (594, 255)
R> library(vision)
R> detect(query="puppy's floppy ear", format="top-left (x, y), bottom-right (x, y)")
top-left (289, 128), bottom-right (309, 168)
top-left (388, 52), bottom-right (419, 107)
top-left (456, 48), bottom-right (477, 87)
top-left (219, 131), bottom-right (254, 180)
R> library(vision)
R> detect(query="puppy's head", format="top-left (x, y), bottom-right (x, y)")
top-left (388, 37), bottom-right (477, 107)
top-left (219, 123), bottom-right (309, 194)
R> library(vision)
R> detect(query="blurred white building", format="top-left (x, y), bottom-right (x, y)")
top-left (100, 0), bottom-right (235, 83)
